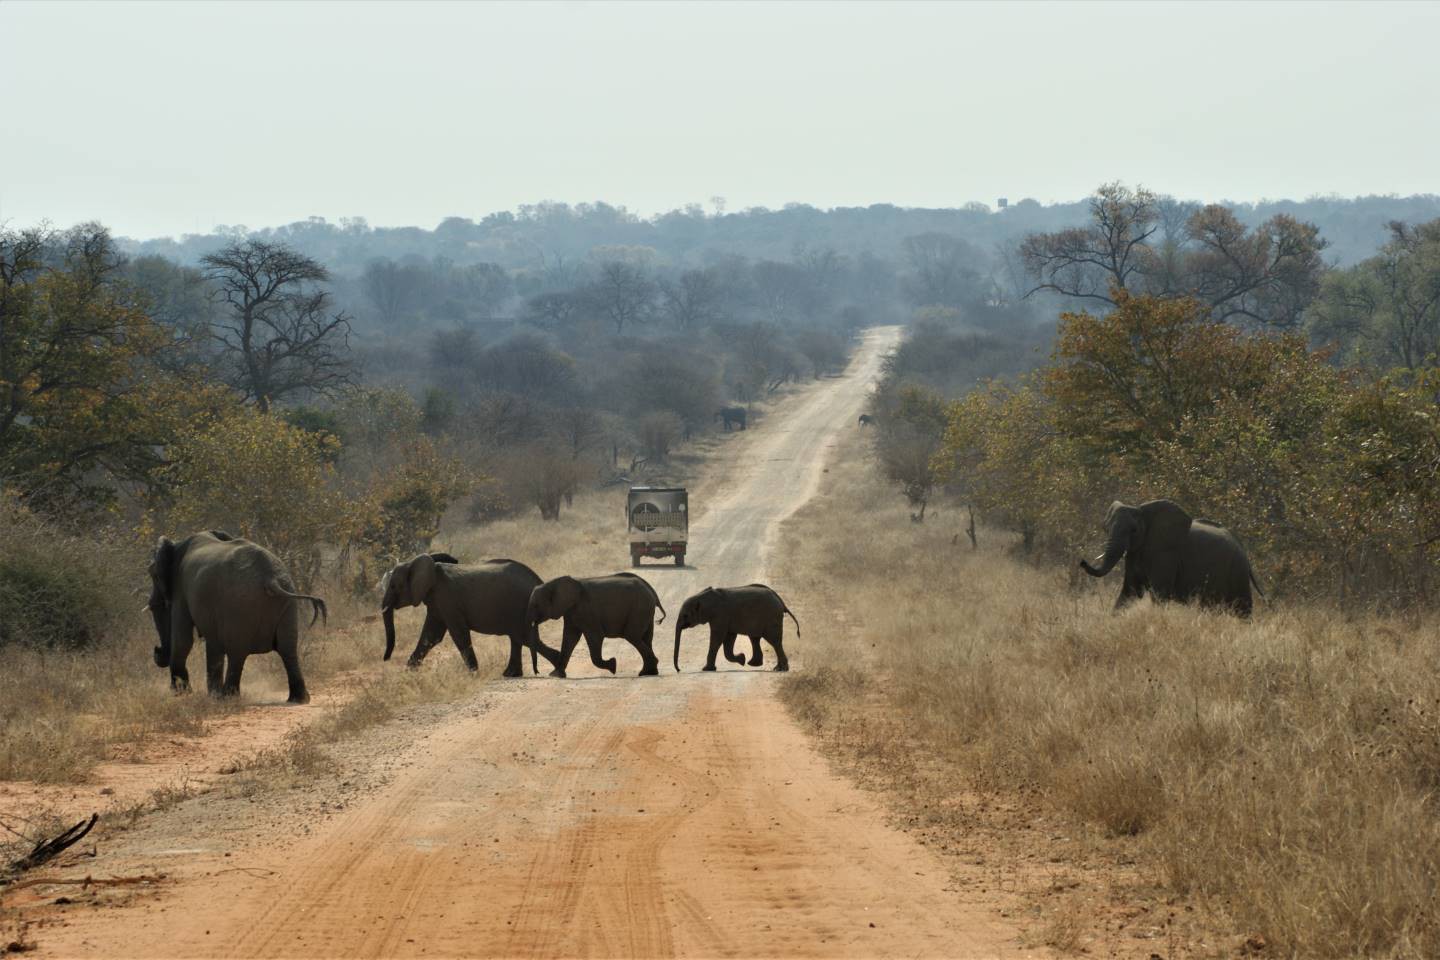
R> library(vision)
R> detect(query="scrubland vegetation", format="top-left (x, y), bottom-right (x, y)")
top-left (782, 434), bottom-right (1440, 957)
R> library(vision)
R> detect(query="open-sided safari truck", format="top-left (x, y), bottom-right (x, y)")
top-left (628, 486), bottom-right (688, 566)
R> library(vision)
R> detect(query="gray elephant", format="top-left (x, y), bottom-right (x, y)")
top-left (147, 530), bottom-right (324, 702)
top-left (526, 572), bottom-right (666, 677)
top-left (715, 407), bottom-right (747, 431)
top-left (381, 554), bottom-right (562, 676)
top-left (673, 584), bottom-right (798, 672)
top-left (1079, 499), bottom-right (1262, 616)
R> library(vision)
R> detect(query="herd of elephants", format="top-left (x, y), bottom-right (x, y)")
top-left (144, 530), bottom-right (801, 702)
top-left (143, 495), bottom-right (1260, 703)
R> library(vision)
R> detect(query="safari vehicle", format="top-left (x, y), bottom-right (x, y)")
top-left (628, 486), bottom-right (688, 566)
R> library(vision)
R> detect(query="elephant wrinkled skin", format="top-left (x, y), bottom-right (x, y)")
top-left (527, 573), bottom-right (666, 677)
top-left (674, 583), bottom-right (799, 672)
top-left (147, 530), bottom-right (324, 702)
top-left (381, 555), bottom-right (561, 677)
top-left (1079, 499), bottom-right (1262, 616)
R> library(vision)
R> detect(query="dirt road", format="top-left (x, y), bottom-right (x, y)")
top-left (31, 328), bottom-right (1038, 958)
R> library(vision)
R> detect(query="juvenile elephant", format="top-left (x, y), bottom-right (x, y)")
top-left (673, 584), bottom-right (799, 672)
top-left (381, 554), bottom-right (562, 676)
top-left (526, 573), bottom-right (666, 677)
top-left (1079, 499), bottom-right (1262, 616)
top-left (147, 530), bottom-right (324, 702)
top-left (715, 406), bottom-right (747, 431)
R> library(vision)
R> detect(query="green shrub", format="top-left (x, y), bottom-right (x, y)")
top-left (0, 497), bottom-right (137, 649)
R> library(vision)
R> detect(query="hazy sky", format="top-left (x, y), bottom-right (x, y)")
top-left (2, 0), bottom-right (1436, 239)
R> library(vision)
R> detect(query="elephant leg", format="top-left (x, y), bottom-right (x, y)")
top-left (769, 631), bottom-right (789, 672)
top-left (632, 623), bottom-right (659, 677)
top-left (204, 639), bottom-right (225, 695)
top-left (585, 631), bottom-right (618, 674)
top-left (721, 622), bottom-right (745, 665)
top-left (221, 652), bottom-right (248, 697)
top-left (406, 608), bottom-right (447, 667)
top-left (528, 624), bottom-right (562, 673)
top-left (278, 644), bottom-right (309, 704)
top-left (169, 606), bottom-right (196, 692)
top-left (552, 621), bottom-right (582, 678)
top-left (703, 626), bottom-right (724, 671)
top-left (746, 634), bottom-right (764, 667)
top-left (449, 626), bottom-right (480, 672)
top-left (503, 634), bottom-right (525, 678)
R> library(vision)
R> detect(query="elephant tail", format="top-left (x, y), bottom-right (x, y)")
top-left (267, 579), bottom-right (328, 627)
top-left (1249, 569), bottom-right (1266, 601)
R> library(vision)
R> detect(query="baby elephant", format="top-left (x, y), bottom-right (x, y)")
top-left (527, 573), bottom-right (666, 677)
top-left (674, 584), bottom-right (799, 673)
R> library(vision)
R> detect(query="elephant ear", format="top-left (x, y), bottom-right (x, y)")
top-left (151, 537), bottom-right (178, 603)
top-left (1139, 499), bottom-right (1192, 556)
top-left (407, 554), bottom-right (439, 605)
top-left (551, 576), bottom-right (583, 615)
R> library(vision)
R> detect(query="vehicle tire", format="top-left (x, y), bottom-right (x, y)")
top-left (631, 552), bottom-right (642, 567)
top-left (675, 554), bottom-right (685, 567)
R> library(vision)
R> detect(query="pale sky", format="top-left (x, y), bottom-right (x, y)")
top-left (2, 0), bottom-right (1437, 239)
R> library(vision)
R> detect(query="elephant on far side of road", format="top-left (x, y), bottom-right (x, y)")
top-left (715, 407), bottom-right (747, 431)
top-left (147, 530), bottom-right (324, 702)
top-left (1079, 499), bottom-right (1262, 616)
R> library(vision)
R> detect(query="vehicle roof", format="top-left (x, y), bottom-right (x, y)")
top-left (629, 486), bottom-right (687, 492)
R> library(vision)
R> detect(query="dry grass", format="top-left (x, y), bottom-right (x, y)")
top-left (777, 430), bottom-right (1440, 958)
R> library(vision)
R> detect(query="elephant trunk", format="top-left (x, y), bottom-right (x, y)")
top-left (673, 623), bottom-right (684, 672)
top-left (1080, 535), bottom-right (1124, 578)
top-left (148, 589), bottom-right (170, 668)
top-left (382, 605), bottom-right (397, 661)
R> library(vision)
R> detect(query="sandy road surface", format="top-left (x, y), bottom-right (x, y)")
top-left (32, 328), bottom-right (1038, 959)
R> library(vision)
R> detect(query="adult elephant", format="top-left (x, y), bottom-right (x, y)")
top-left (1079, 499), bottom-right (1262, 616)
top-left (526, 573), bottom-right (666, 677)
top-left (673, 584), bottom-right (798, 672)
top-left (715, 407), bottom-right (747, 432)
top-left (147, 530), bottom-right (324, 702)
top-left (381, 554), bottom-right (562, 677)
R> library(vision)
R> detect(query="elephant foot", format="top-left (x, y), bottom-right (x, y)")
top-left (549, 667), bottom-right (567, 679)
top-left (639, 664), bottom-right (659, 677)
top-left (773, 663), bottom-right (789, 672)
top-left (288, 690), bottom-right (311, 704)
top-left (603, 658), bottom-right (618, 674)
top-left (702, 664), bottom-right (717, 672)
top-left (405, 658), bottom-right (424, 670)
top-left (502, 667), bottom-right (524, 678)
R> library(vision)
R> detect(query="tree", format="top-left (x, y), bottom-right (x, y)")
top-left (1020, 183), bottom-right (1326, 328)
top-left (202, 240), bottom-right (355, 411)
top-left (660, 268), bottom-right (726, 329)
top-left (901, 233), bottom-right (986, 308)
top-left (1311, 218), bottom-right (1440, 371)
top-left (874, 385), bottom-right (948, 520)
top-left (588, 260), bottom-right (655, 334)
top-left (360, 257), bottom-right (426, 324)
top-left (0, 225), bottom-right (220, 515)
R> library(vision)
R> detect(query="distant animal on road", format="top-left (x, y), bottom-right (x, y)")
top-left (673, 583), bottom-right (798, 672)
top-left (527, 573), bottom-right (666, 677)
top-left (146, 530), bottom-right (323, 702)
top-left (380, 554), bottom-right (561, 676)
top-left (1079, 499), bottom-right (1262, 616)
top-left (715, 406), bottom-right (747, 431)
top-left (858, 414), bottom-right (874, 426)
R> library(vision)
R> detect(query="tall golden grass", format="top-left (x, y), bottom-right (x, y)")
top-left (779, 431), bottom-right (1440, 958)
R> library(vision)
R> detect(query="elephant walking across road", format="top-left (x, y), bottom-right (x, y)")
top-left (1079, 499), bottom-right (1262, 616)
top-left (527, 573), bottom-right (666, 677)
top-left (673, 584), bottom-right (799, 672)
top-left (147, 530), bottom-right (324, 703)
top-left (381, 555), bottom-right (562, 676)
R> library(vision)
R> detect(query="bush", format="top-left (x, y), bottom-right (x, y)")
top-left (0, 497), bottom-right (136, 649)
